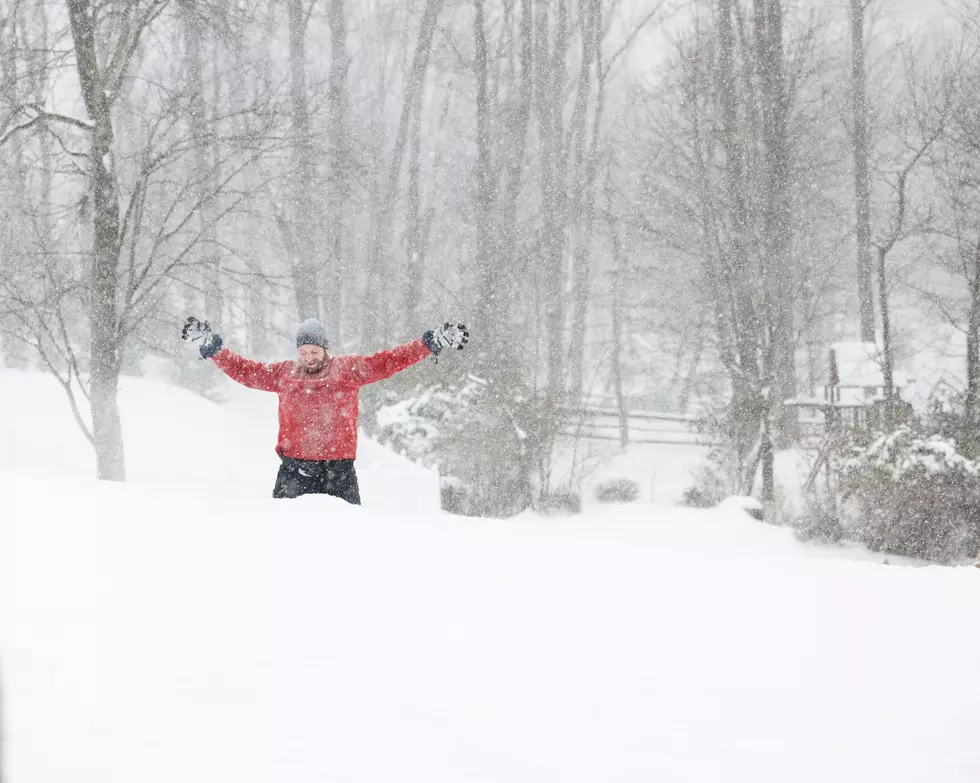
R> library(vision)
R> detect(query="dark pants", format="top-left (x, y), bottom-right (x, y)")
top-left (273, 457), bottom-right (361, 505)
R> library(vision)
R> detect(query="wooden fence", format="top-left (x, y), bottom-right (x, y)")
top-left (562, 407), bottom-right (720, 447)
top-left (563, 407), bottom-right (826, 450)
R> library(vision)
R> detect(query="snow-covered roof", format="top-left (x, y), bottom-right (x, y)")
top-left (830, 342), bottom-right (885, 387)
top-left (784, 391), bottom-right (875, 408)
top-left (784, 340), bottom-right (912, 409)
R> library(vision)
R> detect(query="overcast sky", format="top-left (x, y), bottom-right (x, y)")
top-left (625, 0), bottom-right (959, 79)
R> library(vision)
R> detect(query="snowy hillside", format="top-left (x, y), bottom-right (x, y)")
top-left (0, 369), bottom-right (439, 512)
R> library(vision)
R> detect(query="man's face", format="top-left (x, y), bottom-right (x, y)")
top-left (298, 345), bottom-right (327, 373)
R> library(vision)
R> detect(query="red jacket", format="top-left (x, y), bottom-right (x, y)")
top-left (212, 340), bottom-right (432, 460)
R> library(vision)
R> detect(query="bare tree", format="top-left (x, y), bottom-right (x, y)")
top-left (0, 3), bottom-right (28, 369)
top-left (0, 0), bottom-right (288, 480)
top-left (535, 0), bottom-right (569, 407)
top-left (605, 172), bottom-right (629, 447)
top-left (472, 0), bottom-right (495, 348)
top-left (624, 0), bottom-right (844, 496)
top-left (949, 38), bottom-right (980, 432)
top-left (567, 0), bottom-right (604, 401)
top-left (288, 0), bottom-right (319, 321)
top-left (851, 0), bottom-right (875, 342)
top-left (365, 0), bottom-right (444, 341)
top-left (907, 37), bottom-right (980, 432)
top-left (871, 45), bottom-right (954, 408)
top-left (61, 0), bottom-right (168, 480)
top-left (715, 0), bottom-right (764, 492)
top-left (324, 0), bottom-right (350, 341)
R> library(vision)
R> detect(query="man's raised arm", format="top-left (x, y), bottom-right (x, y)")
top-left (212, 349), bottom-right (286, 392)
top-left (347, 339), bottom-right (432, 385)
top-left (348, 323), bottom-right (469, 386)
top-left (181, 316), bottom-right (285, 392)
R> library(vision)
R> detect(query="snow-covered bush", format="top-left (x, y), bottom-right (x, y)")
top-left (595, 478), bottom-right (640, 504)
top-left (840, 427), bottom-right (980, 563)
top-left (717, 495), bottom-right (765, 521)
top-left (924, 394), bottom-right (980, 461)
top-left (792, 500), bottom-right (844, 545)
top-left (372, 383), bottom-right (473, 467)
top-left (537, 491), bottom-right (582, 515)
top-left (366, 372), bottom-right (548, 518)
top-left (682, 460), bottom-right (730, 508)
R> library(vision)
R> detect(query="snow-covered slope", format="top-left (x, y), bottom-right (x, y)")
top-left (3, 471), bottom-right (980, 783)
top-left (0, 369), bottom-right (439, 511)
top-left (3, 369), bottom-right (980, 781)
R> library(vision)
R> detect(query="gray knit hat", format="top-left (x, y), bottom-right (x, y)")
top-left (296, 318), bottom-right (330, 350)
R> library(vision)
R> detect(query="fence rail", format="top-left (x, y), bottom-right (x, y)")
top-left (563, 407), bottom-right (826, 450)
top-left (562, 407), bottom-right (720, 447)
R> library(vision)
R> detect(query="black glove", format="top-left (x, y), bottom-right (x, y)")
top-left (422, 322), bottom-right (469, 356)
top-left (181, 316), bottom-right (223, 359)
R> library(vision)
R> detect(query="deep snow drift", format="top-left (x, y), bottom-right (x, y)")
top-left (3, 370), bottom-right (980, 781)
top-left (5, 475), bottom-right (980, 782)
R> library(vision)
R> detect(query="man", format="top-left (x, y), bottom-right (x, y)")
top-left (181, 316), bottom-right (468, 504)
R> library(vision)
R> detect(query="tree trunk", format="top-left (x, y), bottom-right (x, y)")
top-left (966, 241), bottom-right (980, 432)
top-left (717, 0), bottom-right (763, 491)
top-left (325, 0), bottom-right (349, 341)
top-left (473, 0), bottom-right (496, 349)
top-left (206, 28), bottom-right (224, 324)
top-left (0, 12), bottom-right (29, 369)
top-left (535, 0), bottom-right (566, 398)
top-left (183, 2), bottom-right (222, 324)
top-left (568, 0), bottom-right (603, 401)
top-left (851, 0), bottom-right (876, 343)
top-left (761, 422), bottom-right (774, 509)
top-left (365, 0), bottom-right (444, 340)
top-left (32, 0), bottom-right (53, 298)
top-left (877, 246), bottom-right (894, 402)
top-left (229, 5), bottom-right (268, 358)
top-left (288, 0), bottom-right (319, 321)
top-left (608, 199), bottom-right (629, 448)
top-left (66, 0), bottom-right (126, 481)
top-left (496, 0), bottom-right (533, 341)
top-left (408, 90), bottom-right (449, 333)
top-left (756, 0), bottom-right (795, 444)
top-left (680, 333), bottom-right (704, 414)
top-left (404, 91), bottom-right (425, 331)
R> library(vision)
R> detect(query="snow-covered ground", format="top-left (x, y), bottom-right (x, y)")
top-left (3, 370), bottom-right (980, 782)
top-left (554, 436), bottom-right (712, 506)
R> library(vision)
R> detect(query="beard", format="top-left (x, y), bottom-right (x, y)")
top-left (302, 360), bottom-right (325, 374)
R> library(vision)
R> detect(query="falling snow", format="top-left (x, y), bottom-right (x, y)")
top-left (1, 0), bottom-right (978, 780)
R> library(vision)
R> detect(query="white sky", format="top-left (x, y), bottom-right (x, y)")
top-left (624, 0), bottom-right (960, 79)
